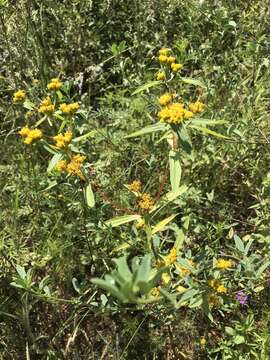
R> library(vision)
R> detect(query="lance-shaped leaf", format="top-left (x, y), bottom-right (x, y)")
top-left (125, 123), bottom-right (167, 138)
top-left (180, 77), bottom-right (206, 88)
top-left (169, 150), bottom-right (181, 193)
top-left (151, 214), bottom-right (178, 234)
top-left (189, 125), bottom-right (229, 139)
top-left (131, 80), bottom-right (161, 96)
top-left (105, 214), bottom-right (141, 228)
top-left (47, 153), bottom-right (63, 173)
top-left (84, 183), bottom-right (95, 208)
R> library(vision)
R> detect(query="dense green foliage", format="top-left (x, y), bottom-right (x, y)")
top-left (1, 1), bottom-right (270, 359)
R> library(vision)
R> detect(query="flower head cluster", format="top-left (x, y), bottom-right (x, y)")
top-left (13, 90), bottom-right (26, 103)
top-left (208, 294), bottom-right (219, 307)
top-left (159, 93), bottom-right (172, 106)
top-left (39, 97), bottom-right (55, 115)
top-left (18, 126), bottom-right (42, 145)
top-left (216, 258), bottom-right (233, 270)
top-left (158, 102), bottom-right (193, 124)
top-left (60, 102), bottom-right (80, 115)
top-left (158, 48), bottom-right (183, 73)
top-left (208, 279), bottom-right (227, 293)
top-left (128, 180), bottom-right (142, 192)
top-left (137, 193), bottom-right (154, 211)
top-left (53, 131), bottom-right (73, 149)
top-left (47, 78), bottom-right (62, 91)
top-left (156, 71), bottom-right (166, 81)
top-left (189, 101), bottom-right (205, 114)
top-left (165, 247), bottom-right (177, 265)
top-left (236, 291), bottom-right (248, 305)
top-left (150, 287), bottom-right (160, 297)
top-left (55, 154), bottom-right (86, 179)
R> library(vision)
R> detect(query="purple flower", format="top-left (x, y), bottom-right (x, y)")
top-left (235, 291), bottom-right (248, 305)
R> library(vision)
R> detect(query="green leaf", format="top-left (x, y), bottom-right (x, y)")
top-left (73, 130), bottom-right (98, 143)
top-left (105, 214), bottom-right (141, 228)
top-left (234, 235), bottom-right (245, 253)
top-left (225, 326), bottom-right (235, 336)
top-left (189, 125), bottom-right (229, 139)
top-left (16, 265), bottom-right (26, 280)
top-left (234, 335), bottom-right (245, 345)
top-left (131, 81), bottom-right (161, 96)
top-left (175, 126), bottom-right (192, 154)
top-left (125, 123), bottom-right (167, 138)
top-left (113, 256), bottom-right (133, 283)
top-left (169, 150), bottom-right (181, 192)
top-left (23, 100), bottom-right (35, 110)
top-left (152, 185), bottom-right (187, 212)
top-left (151, 214), bottom-right (178, 234)
top-left (181, 77), bottom-right (206, 88)
top-left (47, 153), bottom-right (63, 173)
top-left (84, 183), bottom-right (95, 208)
top-left (190, 118), bottom-right (226, 126)
top-left (135, 255), bottom-right (151, 289)
top-left (91, 278), bottom-right (126, 302)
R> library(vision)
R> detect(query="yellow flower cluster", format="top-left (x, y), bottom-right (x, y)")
top-left (208, 279), bottom-right (227, 293)
top-left (39, 97), bottom-right (55, 115)
top-left (60, 102), bottom-right (80, 115)
top-left (13, 90), bottom-right (26, 103)
top-left (137, 193), bottom-right (154, 211)
top-left (47, 78), bottom-right (62, 91)
top-left (158, 102), bottom-right (193, 124)
top-left (189, 101), bottom-right (205, 114)
top-left (158, 48), bottom-right (183, 72)
top-left (53, 131), bottom-right (73, 149)
top-left (55, 154), bottom-right (86, 178)
top-left (216, 258), bottom-right (233, 270)
top-left (165, 247), bottom-right (177, 265)
top-left (208, 294), bottom-right (219, 306)
top-left (18, 126), bottom-right (42, 145)
top-left (156, 71), bottom-right (166, 81)
top-left (159, 93), bottom-right (172, 106)
top-left (128, 180), bottom-right (142, 192)
top-left (150, 287), bottom-right (160, 297)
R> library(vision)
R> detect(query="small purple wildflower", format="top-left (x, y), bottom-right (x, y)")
top-left (235, 291), bottom-right (248, 305)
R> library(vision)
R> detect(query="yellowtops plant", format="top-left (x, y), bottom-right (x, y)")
top-left (13, 90), bottom-right (26, 103)
top-left (165, 247), bottom-right (177, 265)
top-left (216, 258), bottom-right (233, 270)
top-left (189, 101), bottom-right (205, 114)
top-left (137, 193), bottom-right (154, 211)
top-left (171, 63), bottom-right (183, 72)
top-left (38, 97), bottom-right (55, 114)
top-left (66, 154), bottom-right (86, 178)
top-left (158, 103), bottom-right (193, 124)
top-left (128, 180), bottom-right (142, 192)
top-left (55, 159), bottom-right (67, 172)
top-left (159, 93), bottom-right (172, 106)
top-left (18, 126), bottom-right (42, 144)
top-left (156, 71), bottom-right (166, 81)
top-left (53, 131), bottom-right (73, 149)
top-left (60, 102), bottom-right (80, 115)
top-left (47, 78), bottom-right (62, 91)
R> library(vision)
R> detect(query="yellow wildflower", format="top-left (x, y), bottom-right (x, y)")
top-left (208, 294), bottom-right (219, 306)
top-left (137, 193), bottom-right (154, 211)
top-left (18, 126), bottom-right (31, 137)
top-left (159, 93), bottom-right (172, 106)
top-left (167, 56), bottom-right (176, 63)
top-left (66, 154), bottom-right (86, 178)
top-left (158, 103), bottom-right (193, 124)
top-left (55, 160), bottom-right (67, 172)
top-left (156, 71), bottom-right (166, 81)
top-left (19, 127), bottom-right (42, 145)
top-left (13, 90), bottom-right (26, 103)
top-left (189, 101), bottom-right (205, 114)
top-left (159, 48), bottom-right (170, 56)
top-left (38, 97), bottom-right (55, 115)
top-left (171, 63), bottom-right (183, 72)
top-left (200, 337), bottom-right (206, 346)
top-left (161, 273), bottom-right (171, 284)
top-left (165, 247), bottom-right (177, 265)
top-left (60, 102), bottom-right (80, 115)
top-left (53, 131), bottom-right (73, 149)
top-left (128, 180), bottom-right (142, 192)
top-left (47, 78), bottom-right (62, 91)
top-left (208, 279), bottom-right (227, 294)
top-left (150, 287), bottom-right (160, 297)
top-left (159, 55), bottom-right (168, 63)
top-left (216, 258), bottom-right (233, 270)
